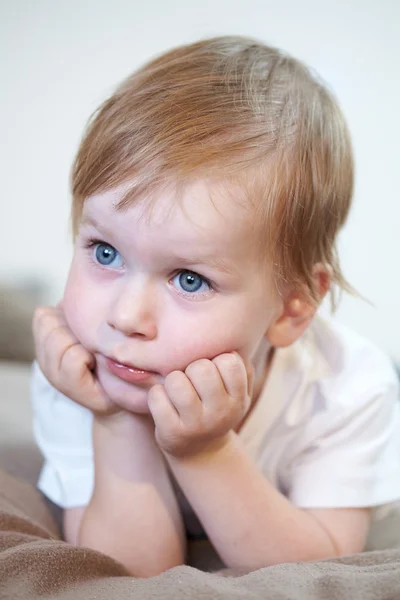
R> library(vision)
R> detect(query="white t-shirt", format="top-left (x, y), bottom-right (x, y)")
top-left (31, 316), bottom-right (400, 515)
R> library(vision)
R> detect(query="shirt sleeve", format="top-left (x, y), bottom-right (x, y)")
top-left (288, 377), bottom-right (400, 509)
top-left (30, 361), bottom-right (94, 508)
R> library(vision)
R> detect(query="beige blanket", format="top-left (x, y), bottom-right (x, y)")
top-left (1, 469), bottom-right (400, 600)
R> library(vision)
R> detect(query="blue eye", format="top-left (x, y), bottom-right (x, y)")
top-left (172, 270), bottom-right (211, 295)
top-left (93, 243), bottom-right (123, 268)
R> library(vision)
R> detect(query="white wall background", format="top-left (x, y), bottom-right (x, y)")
top-left (1, 0), bottom-right (399, 359)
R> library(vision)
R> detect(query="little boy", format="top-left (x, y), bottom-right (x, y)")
top-left (32, 36), bottom-right (400, 577)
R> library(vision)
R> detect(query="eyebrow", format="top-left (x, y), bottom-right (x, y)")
top-left (171, 254), bottom-right (236, 276)
top-left (80, 214), bottom-right (119, 243)
top-left (80, 214), bottom-right (106, 232)
top-left (80, 214), bottom-right (236, 276)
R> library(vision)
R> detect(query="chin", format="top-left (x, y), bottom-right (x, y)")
top-left (97, 367), bottom-right (152, 414)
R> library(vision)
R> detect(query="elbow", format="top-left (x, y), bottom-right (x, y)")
top-left (220, 541), bottom-right (344, 572)
top-left (129, 548), bottom-right (185, 578)
top-left (126, 531), bottom-right (187, 577)
top-left (79, 524), bottom-right (186, 577)
top-left (75, 503), bottom-right (186, 577)
top-left (76, 541), bottom-right (185, 578)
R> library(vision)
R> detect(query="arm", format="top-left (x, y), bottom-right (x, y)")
top-left (77, 412), bottom-right (185, 577)
top-left (166, 431), bottom-right (370, 570)
top-left (33, 306), bottom-right (185, 577)
top-left (147, 352), bottom-right (371, 570)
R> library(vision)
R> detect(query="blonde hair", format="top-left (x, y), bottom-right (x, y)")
top-left (71, 36), bottom-right (354, 306)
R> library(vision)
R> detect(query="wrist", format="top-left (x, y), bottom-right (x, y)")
top-left (165, 431), bottom-right (237, 465)
top-left (94, 410), bottom-right (154, 437)
top-left (93, 411), bottom-right (163, 482)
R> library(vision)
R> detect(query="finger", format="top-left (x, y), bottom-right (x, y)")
top-left (33, 306), bottom-right (113, 414)
top-left (148, 383), bottom-right (180, 431)
top-left (42, 323), bottom-right (81, 381)
top-left (164, 370), bottom-right (203, 426)
top-left (32, 307), bottom-right (57, 357)
top-left (33, 306), bottom-right (70, 354)
top-left (33, 306), bottom-right (85, 381)
top-left (59, 343), bottom-right (112, 413)
top-left (244, 359), bottom-right (255, 398)
top-left (212, 352), bottom-right (248, 407)
top-left (33, 305), bottom-right (66, 339)
top-left (33, 307), bottom-right (75, 376)
top-left (184, 359), bottom-right (227, 413)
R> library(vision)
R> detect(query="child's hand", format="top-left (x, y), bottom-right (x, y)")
top-left (33, 305), bottom-right (116, 414)
top-left (147, 352), bottom-right (254, 457)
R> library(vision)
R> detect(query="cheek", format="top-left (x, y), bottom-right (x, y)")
top-left (62, 261), bottom-right (101, 350)
top-left (160, 301), bottom-right (270, 373)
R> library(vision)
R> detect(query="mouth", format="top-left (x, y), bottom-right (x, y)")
top-left (105, 356), bottom-right (158, 384)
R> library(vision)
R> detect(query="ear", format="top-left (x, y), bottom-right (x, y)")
top-left (266, 264), bottom-right (331, 348)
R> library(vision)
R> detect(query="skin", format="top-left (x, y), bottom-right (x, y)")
top-left (62, 181), bottom-right (276, 414)
top-left (33, 178), bottom-right (371, 575)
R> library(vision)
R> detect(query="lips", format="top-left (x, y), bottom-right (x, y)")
top-left (105, 357), bottom-right (157, 384)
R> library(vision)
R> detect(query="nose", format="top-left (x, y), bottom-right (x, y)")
top-left (107, 277), bottom-right (158, 340)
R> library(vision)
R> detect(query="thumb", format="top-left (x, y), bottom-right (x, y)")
top-left (244, 360), bottom-right (255, 398)
top-left (74, 349), bottom-right (118, 415)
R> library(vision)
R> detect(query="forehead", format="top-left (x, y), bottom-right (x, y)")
top-left (82, 179), bottom-right (257, 256)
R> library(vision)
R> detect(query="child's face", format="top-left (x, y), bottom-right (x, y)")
top-left (63, 180), bottom-right (281, 413)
